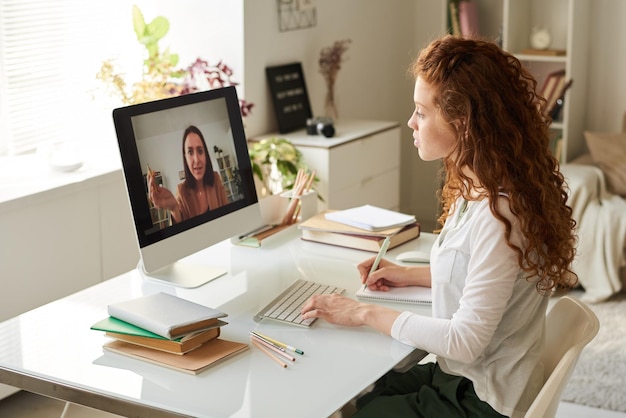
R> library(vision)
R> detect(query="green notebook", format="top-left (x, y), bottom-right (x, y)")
top-left (91, 316), bottom-right (174, 340)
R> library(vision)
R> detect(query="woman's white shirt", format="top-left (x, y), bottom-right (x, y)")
top-left (390, 196), bottom-right (547, 418)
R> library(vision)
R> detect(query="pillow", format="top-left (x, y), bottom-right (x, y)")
top-left (584, 131), bottom-right (626, 196)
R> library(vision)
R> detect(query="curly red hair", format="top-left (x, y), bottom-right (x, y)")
top-left (411, 35), bottom-right (577, 294)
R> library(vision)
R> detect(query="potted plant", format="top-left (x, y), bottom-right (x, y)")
top-left (249, 137), bottom-right (307, 197)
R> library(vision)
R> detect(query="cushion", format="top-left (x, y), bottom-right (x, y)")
top-left (584, 131), bottom-right (626, 196)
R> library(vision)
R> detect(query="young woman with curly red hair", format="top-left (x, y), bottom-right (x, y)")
top-left (301, 35), bottom-right (577, 418)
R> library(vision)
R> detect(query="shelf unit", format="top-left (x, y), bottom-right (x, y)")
top-left (444, 0), bottom-right (590, 162)
top-left (216, 153), bottom-right (242, 202)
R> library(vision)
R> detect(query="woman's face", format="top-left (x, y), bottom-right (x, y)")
top-left (184, 132), bottom-right (207, 182)
top-left (407, 77), bottom-right (457, 161)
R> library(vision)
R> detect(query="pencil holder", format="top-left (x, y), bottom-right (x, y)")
top-left (258, 194), bottom-right (289, 225)
top-left (280, 189), bottom-right (318, 222)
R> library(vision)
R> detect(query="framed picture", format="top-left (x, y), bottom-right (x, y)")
top-left (277, 0), bottom-right (317, 32)
top-left (265, 62), bottom-right (313, 134)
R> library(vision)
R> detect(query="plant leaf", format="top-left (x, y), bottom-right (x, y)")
top-left (132, 5), bottom-right (146, 40)
top-left (147, 16), bottom-right (169, 41)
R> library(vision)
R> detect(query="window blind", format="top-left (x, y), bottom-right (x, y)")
top-left (0, 0), bottom-right (150, 156)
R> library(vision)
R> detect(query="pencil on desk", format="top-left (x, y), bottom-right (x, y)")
top-left (250, 334), bottom-right (296, 362)
top-left (251, 338), bottom-right (288, 368)
top-left (252, 331), bottom-right (304, 355)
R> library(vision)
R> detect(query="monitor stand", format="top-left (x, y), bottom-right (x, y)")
top-left (139, 260), bottom-right (227, 289)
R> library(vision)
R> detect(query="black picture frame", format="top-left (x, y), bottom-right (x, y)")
top-left (265, 62), bottom-right (313, 134)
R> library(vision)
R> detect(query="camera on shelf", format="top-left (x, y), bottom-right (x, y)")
top-left (306, 117), bottom-right (335, 138)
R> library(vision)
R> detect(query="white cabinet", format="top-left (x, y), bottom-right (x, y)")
top-left (0, 170), bottom-right (139, 323)
top-left (444, 0), bottom-right (589, 162)
top-left (253, 120), bottom-right (401, 212)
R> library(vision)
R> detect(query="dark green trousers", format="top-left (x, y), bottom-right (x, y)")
top-left (353, 362), bottom-right (508, 418)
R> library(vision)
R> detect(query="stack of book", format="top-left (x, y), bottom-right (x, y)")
top-left (91, 292), bottom-right (248, 374)
top-left (298, 206), bottom-right (420, 252)
top-left (538, 69), bottom-right (573, 120)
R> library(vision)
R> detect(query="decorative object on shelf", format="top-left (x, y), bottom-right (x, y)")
top-left (306, 116), bottom-right (335, 138)
top-left (277, 0), bottom-right (317, 32)
top-left (319, 39), bottom-right (351, 121)
top-left (530, 26), bottom-right (552, 50)
top-left (96, 5), bottom-right (253, 116)
top-left (549, 79), bottom-right (573, 121)
top-left (265, 62), bottom-right (313, 134)
top-left (249, 137), bottom-right (318, 198)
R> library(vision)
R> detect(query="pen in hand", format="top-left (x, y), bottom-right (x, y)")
top-left (363, 236), bottom-right (392, 290)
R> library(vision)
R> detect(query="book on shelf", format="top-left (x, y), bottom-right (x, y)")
top-left (521, 48), bottom-right (566, 56)
top-left (356, 285), bottom-right (432, 305)
top-left (301, 222), bottom-right (420, 253)
top-left (324, 205), bottom-right (416, 232)
top-left (448, 1), bottom-right (461, 36)
top-left (458, 0), bottom-right (479, 37)
top-left (548, 79), bottom-right (573, 120)
top-left (103, 338), bottom-right (249, 375)
top-left (107, 292), bottom-right (227, 340)
top-left (539, 69), bottom-right (566, 116)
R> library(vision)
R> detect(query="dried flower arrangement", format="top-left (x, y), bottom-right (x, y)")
top-left (97, 5), bottom-right (253, 116)
top-left (318, 39), bottom-right (351, 120)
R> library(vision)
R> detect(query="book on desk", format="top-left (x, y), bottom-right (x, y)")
top-left (299, 210), bottom-right (420, 252)
top-left (91, 292), bottom-right (247, 373)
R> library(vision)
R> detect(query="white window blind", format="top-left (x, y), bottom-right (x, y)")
top-left (0, 0), bottom-right (151, 156)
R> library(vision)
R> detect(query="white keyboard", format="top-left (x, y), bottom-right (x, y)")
top-left (254, 279), bottom-right (345, 327)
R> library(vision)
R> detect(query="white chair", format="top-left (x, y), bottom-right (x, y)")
top-left (525, 296), bottom-right (600, 418)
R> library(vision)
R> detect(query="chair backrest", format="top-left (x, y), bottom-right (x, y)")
top-left (524, 296), bottom-right (600, 418)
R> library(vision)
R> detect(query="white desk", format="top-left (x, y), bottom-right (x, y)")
top-left (0, 227), bottom-right (434, 418)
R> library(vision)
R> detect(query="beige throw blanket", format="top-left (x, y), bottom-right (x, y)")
top-left (561, 163), bottom-right (626, 302)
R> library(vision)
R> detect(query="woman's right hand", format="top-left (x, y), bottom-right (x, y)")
top-left (147, 169), bottom-right (177, 211)
top-left (358, 257), bottom-right (430, 291)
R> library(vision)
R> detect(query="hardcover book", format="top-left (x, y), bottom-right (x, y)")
top-left (299, 210), bottom-right (411, 236)
top-left (324, 205), bottom-right (416, 232)
top-left (103, 338), bottom-right (248, 375)
top-left (105, 328), bottom-right (220, 355)
top-left (301, 223), bottom-right (420, 252)
top-left (107, 292), bottom-right (227, 339)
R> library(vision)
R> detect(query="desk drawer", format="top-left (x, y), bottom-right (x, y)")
top-left (329, 167), bottom-right (400, 210)
top-left (328, 128), bottom-right (400, 193)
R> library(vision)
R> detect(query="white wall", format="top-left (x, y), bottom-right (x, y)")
top-left (240, 0), bottom-right (626, 230)
top-left (241, 0), bottom-right (443, 230)
top-left (586, 0), bottom-right (626, 132)
top-left (148, 0), bottom-right (626, 230)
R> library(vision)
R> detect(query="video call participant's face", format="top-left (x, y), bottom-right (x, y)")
top-left (184, 132), bottom-right (207, 182)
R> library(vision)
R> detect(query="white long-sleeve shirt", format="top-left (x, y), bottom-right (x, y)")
top-left (391, 196), bottom-right (548, 418)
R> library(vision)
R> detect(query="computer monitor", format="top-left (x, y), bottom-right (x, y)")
top-left (113, 86), bottom-right (262, 288)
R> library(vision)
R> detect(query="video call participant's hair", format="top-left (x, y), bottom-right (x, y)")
top-left (181, 125), bottom-right (216, 188)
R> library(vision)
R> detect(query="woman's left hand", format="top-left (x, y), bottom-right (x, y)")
top-left (301, 294), bottom-right (366, 327)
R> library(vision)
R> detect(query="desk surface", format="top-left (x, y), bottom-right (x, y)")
top-left (0, 226), bottom-right (434, 418)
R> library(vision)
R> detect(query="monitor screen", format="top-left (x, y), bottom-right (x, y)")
top-left (113, 86), bottom-right (262, 288)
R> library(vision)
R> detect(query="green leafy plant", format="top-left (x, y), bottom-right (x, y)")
top-left (249, 137), bottom-right (320, 198)
top-left (97, 5), bottom-right (253, 116)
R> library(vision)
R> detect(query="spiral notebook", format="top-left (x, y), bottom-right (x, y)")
top-left (356, 286), bottom-right (432, 305)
